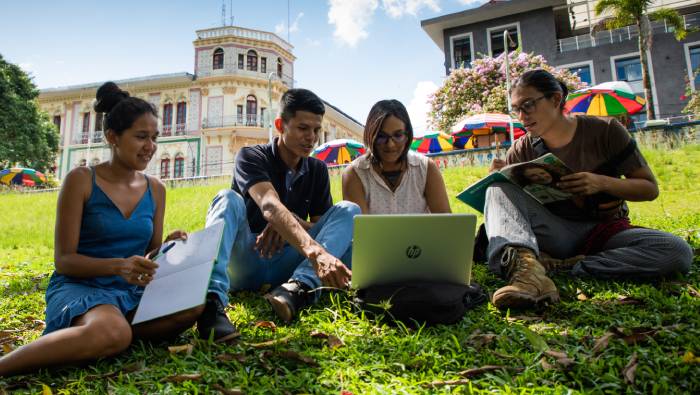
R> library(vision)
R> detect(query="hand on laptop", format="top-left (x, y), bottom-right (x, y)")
top-left (255, 223), bottom-right (285, 258)
top-left (312, 252), bottom-right (351, 289)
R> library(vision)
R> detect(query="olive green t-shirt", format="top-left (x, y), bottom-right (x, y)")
top-left (504, 115), bottom-right (647, 220)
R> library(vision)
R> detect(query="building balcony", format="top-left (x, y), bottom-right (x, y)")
top-left (557, 11), bottom-right (700, 53)
top-left (161, 124), bottom-right (193, 138)
top-left (70, 131), bottom-right (105, 146)
top-left (196, 26), bottom-right (293, 54)
top-left (196, 66), bottom-right (295, 87)
top-left (202, 115), bottom-right (265, 129)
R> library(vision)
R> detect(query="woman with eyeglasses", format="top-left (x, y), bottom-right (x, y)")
top-left (342, 99), bottom-right (450, 215)
top-left (485, 69), bottom-right (692, 311)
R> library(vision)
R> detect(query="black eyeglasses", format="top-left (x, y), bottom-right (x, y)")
top-left (510, 96), bottom-right (546, 116)
top-left (375, 131), bottom-right (409, 145)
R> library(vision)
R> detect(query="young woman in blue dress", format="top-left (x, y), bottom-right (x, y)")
top-left (0, 82), bottom-right (207, 376)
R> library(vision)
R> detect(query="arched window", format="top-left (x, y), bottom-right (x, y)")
top-left (246, 95), bottom-right (257, 126)
top-left (277, 58), bottom-right (283, 77)
top-left (174, 154), bottom-right (185, 178)
top-left (160, 156), bottom-right (171, 179)
top-left (213, 48), bottom-right (224, 70)
top-left (247, 50), bottom-right (258, 71)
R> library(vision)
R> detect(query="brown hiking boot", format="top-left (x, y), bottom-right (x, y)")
top-left (539, 251), bottom-right (585, 274)
top-left (492, 246), bottom-right (559, 310)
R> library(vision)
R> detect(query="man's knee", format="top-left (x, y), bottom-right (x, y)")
top-left (210, 189), bottom-right (246, 218)
top-left (664, 235), bottom-right (693, 275)
top-left (334, 200), bottom-right (361, 218)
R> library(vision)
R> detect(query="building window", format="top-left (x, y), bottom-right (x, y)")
top-left (81, 112), bottom-right (90, 144)
top-left (452, 35), bottom-right (473, 68)
top-left (160, 157), bottom-right (171, 179)
top-left (489, 25), bottom-right (519, 57)
top-left (162, 103), bottom-right (173, 136)
top-left (690, 45), bottom-right (700, 89)
top-left (246, 95), bottom-right (257, 126)
top-left (569, 65), bottom-right (593, 85)
top-left (53, 115), bottom-right (61, 132)
top-left (277, 58), bottom-right (283, 78)
top-left (174, 154), bottom-right (185, 178)
top-left (261, 57), bottom-right (267, 74)
top-left (94, 112), bottom-right (104, 132)
top-left (238, 54), bottom-right (244, 69)
top-left (213, 48), bottom-right (224, 70)
top-left (176, 102), bottom-right (187, 134)
top-left (615, 57), bottom-right (643, 93)
top-left (615, 56), bottom-right (646, 123)
top-left (237, 105), bottom-right (244, 124)
top-left (247, 50), bottom-right (258, 71)
top-left (261, 107), bottom-right (266, 125)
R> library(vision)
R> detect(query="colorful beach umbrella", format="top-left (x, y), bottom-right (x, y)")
top-left (565, 81), bottom-right (646, 116)
top-left (410, 132), bottom-right (454, 154)
top-left (0, 168), bottom-right (48, 187)
top-left (311, 138), bottom-right (366, 165)
top-left (451, 113), bottom-right (526, 149)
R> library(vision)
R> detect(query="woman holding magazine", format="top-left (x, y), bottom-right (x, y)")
top-left (486, 69), bottom-right (693, 310)
top-left (342, 99), bottom-right (451, 215)
top-left (0, 82), bottom-right (220, 376)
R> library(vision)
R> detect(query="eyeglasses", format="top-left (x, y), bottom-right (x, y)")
top-left (375, 131), bottom-right (409, 145)
top-left (510, 96), bottom-right (546, 116)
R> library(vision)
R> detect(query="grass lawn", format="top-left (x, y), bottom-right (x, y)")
top-left (1, 145), bottom-right (699, 394)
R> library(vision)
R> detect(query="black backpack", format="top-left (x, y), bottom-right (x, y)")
top-left (354, 281), bottom-right (487, 327)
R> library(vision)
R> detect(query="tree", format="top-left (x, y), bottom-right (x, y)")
top-left (0, 54), bottom-right (59, 172)
top-left (595, 0), bottom-right (689, 120)
top-left (428, 51), bottom-right (586, 132)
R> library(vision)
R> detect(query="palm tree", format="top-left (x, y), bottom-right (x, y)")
top-left (595, 0), bottom-right (689, 120)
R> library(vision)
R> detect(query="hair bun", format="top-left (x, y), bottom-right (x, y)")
top-left (94, 82), bottom-right (130, 113)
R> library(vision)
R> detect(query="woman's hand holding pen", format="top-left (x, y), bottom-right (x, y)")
top-left (118, 255), bottom-right (158, 286)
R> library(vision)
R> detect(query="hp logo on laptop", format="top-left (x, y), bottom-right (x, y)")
top-left (406, 245), bottom-right (422, 259)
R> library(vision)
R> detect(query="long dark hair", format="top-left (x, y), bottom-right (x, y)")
top-left (94, 82), bottom-right (157, 134)
top-left (512, 69), bottom-right (568, 111)
top-left (363, 99), bottom-right (413, 165)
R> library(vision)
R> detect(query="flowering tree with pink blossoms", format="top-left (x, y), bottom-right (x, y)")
top-left (428, 51), bottom-right (587, 132)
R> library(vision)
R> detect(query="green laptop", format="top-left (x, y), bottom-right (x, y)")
top-left (351, 214), bottom-right (477, 289)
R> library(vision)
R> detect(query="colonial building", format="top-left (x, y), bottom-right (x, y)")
top-left (38, 26), bottom-right (363, 180)
top-left (421, 0), bottom-right (700, 123)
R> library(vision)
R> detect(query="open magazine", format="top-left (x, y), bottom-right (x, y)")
top-left (456, 153), bottom-right (574, 213)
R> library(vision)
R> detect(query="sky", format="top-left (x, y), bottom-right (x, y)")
top-left (0, 0), bottom-right (486, 133)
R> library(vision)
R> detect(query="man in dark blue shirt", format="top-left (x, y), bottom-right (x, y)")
top-left (197, 89), bottom-right (359, 339)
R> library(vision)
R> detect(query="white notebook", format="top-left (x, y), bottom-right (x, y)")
top-left (132, 221), bottom-right (225, 324)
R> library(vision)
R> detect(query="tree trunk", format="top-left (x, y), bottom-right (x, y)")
top-left (638, 17), bottom-right (656, 120)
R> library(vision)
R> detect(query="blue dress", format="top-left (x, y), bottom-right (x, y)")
top-left (44, 168), bottom-right (155, 334)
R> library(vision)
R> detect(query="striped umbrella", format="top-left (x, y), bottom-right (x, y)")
top-left (312, 139), bottom-right (366, 165)
top-left (410, 132), bottom-right (454, 154)
top-left (0, 168), bottom-right (48, 187)
top-left (451, 113), bottom-right (526, 149)
top-left (565, 81), bottom-right (646, 116)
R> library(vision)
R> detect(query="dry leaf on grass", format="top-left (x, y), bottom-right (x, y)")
top-left (246, 334), bottom-right (292, 349)
top-left (168, 344), bottom-right (194, 355)
top-left (687, 285), bottom-right (700, 298)
top-left (576, 288), bottom-right (588, 301)
top-left (458, 365), bottom-right (523, 378)
top-left (328, 335), bottom-right (345, 349)
top-left (161, 373), bottom-right (203, 383)
top-left (253, 321), bottom-right (277, 332)
top-left (310, 330), bottom-right (329, 339)
top-left (615, 296), bottom-right (645, 305)
top-left (465, 329), bottom-right (498, 349)
top-left (681, 351), bottom-right (700, 364)
top-left (540, 357), bottom-right (555, 371)
top-left (592, 332), bottom-right (615, 354)
top-left (2, 343), bottom-right (15, 354)
top-left (216, 352), bottom-right (247, 363)
top-left (212, 383), bottom-right (245, 395)
top-left (544, 349), bottom-right (576, 369)
top-left (622, 353), bottom-right (638, 385)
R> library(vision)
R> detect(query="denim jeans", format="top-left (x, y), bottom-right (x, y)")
top-left (484, 182), bottom-right (693, 279)
top-left (205, 189), bottom-right (359, 306)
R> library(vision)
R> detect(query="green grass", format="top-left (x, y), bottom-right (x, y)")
top-left (1, 146), bottom-right (699, 394)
